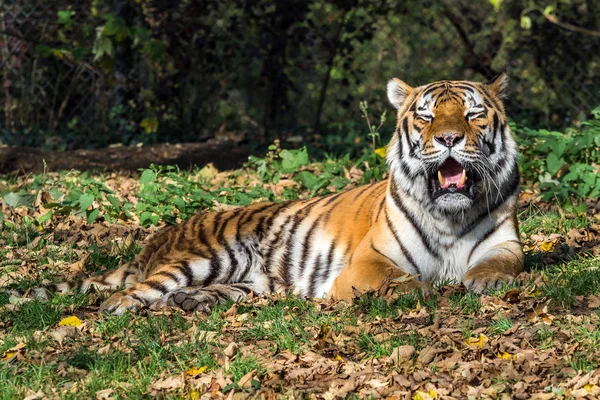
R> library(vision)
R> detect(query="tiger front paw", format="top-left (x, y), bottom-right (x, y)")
top-left (167, 289), bottom-right (215, 313)
top-left (99, 291), bottom-right (145, 315)
top-left (463, 271), bottom-right (514, 294)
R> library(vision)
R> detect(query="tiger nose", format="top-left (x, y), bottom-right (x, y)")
top-left (434, 132), bottom-right (464, 147)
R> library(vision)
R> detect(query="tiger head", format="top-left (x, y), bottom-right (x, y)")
top-left (386, 74), bottom-right (519, 215)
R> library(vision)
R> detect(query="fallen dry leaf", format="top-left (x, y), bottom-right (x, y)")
top-left (389, 345), bottom-right (414, 365)
top-left (49, 326), bottom-right (81, 346)
top-left (95, 388), bottom-right (114, 400)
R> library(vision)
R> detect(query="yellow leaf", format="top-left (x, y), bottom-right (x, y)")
top-left (188, 389), bottom-right (200, 400)
top-left (585, 384), bottom-right (596, 393)
top-left (334, 354), bottom-right (343, 362)
top-left (413, 390), bottom-right (435, 400)
top-left (374, 146), bottom-right (387, 158)
top-left (497, 351), bottom-right (516, 360)
top-left (465, 333), bottom-right (488, 349)
top-left (2, 343), bottom-right (25, 361)
top-left (58, 316), bottom-right (82, 327)
top-left (140, 117), bottom-right (159, 134)
top-left (540, 241), bottom-right (554, 252)
top-left (2, 351), bottom-right (17, 361)
top-left (185, 365), bottom-right (207, 377)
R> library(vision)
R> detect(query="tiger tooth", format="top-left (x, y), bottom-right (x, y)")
top-left (437, 171), bottom-right (446, 186)
top-left (459, 169), bottom-right (467, 185)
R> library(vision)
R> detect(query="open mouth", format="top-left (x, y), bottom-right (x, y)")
top-left (431, 158), bottom-right (476, 199)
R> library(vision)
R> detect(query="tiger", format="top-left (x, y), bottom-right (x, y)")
top-left (23, 74), bottom-right (524, 315)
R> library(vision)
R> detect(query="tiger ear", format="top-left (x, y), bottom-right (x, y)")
top-left (487, 71), bottom-right (509, 99)
top-left (387, 78), bottom-right (413, 109)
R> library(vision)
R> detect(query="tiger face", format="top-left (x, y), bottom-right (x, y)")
top-left (386, 73), bottom-right (519, 214)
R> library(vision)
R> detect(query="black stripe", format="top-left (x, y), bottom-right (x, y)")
top-left (422, 83), bottom-right (446, 97)
top-left (308, 254), bottom-right (323, 298)
top-left (481, 88), bottom-right (502, 114)
top-left (204, 256), bottom-right (222, 286)
top-left (231, 283), bottom-right (253, 295)
top-left (295, 214), bottom-right (325, 292)
top-left (323, 191), bottom-right (344, 205)
top-left (257, 202), bottom-right (292, 237)
top-left (197, 216), bottom-right (221, 283)
top-left (384, 208), bottom-right (421, 276)
top-left (212, 213), bottom-right (223, 236)
top-left (353, 185), bottom-right (371, 200)
top-left (389, 180), bottom-right (441, 259)
top-left (450, 84), bottom-right (476, 93)
top-left (500, 162), bottom-right (520, 200)
top-left (181, 261), bottom-right (194, 286)
top-left (254, 215), bottom-right (268, 239)
top-left (400, 160), bottom-right (414, 180)
top-left (241, 203), bottom-right (280, 226)
top-left (324, 236), bottom-right (338, 274)
top-left (467, 216), bottom-right (510, 263)
top-left (263, 214), bottom-right (293, 269)
top-left (491, 113), bottom-right (499, 144)
top-left (237, 262), bottom-right (251, 283)
top-left (395, 133), bottom-right (403, 158)
top-left (371, 242), bottom-right (401, 269)
top-left (217, 211), bottom-right (242, 282)
top-left (279, 200), bottom-right (321, 285)
top-left (375, 196), bottom-right (386, 222)
top-left (241, 202), bottom-right (282, 242)
top-left (145, 280), bottom-right (169, 294)
top-left (354, 186), bottom-right (375, 219)
top-left (402, 117), bottom-right (409, 138)
top-left (131, 293), bottom-right (150, 306)
top-left (153, 270), bottom-right (181, 284)
top-left (216, 209), bottom-right (242, 239)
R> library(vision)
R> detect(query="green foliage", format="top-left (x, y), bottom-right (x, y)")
top-left (2, 0), bottom-right (599, 149)
top-left (516, 107), bottom-right (600, 201)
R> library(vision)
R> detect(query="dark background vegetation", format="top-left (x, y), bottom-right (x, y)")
top-left (0, 0), bottom-right (599, 151)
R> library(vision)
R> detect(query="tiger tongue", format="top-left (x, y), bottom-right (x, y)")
top-left (437, 159), bottom-right (467, 189)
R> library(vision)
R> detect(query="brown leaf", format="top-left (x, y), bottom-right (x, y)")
top-left (95, 388), bottom-right (114, 400)
top-left (23, 389), bottom-right (46, 400)
top-left (417, 345), bottom-right (445, 364)
top-left (223, 342), bottom-right (239, 358)
top-left (49, 326), bottom-right (81, 346)
top-left (237, 369), bottom-right (256, 388)
top-left (502, 288), bottom-right (521, 304)
top-left (588, 295), bottom-right (600, 309)
top-left (389, 345), bottom-right (415, 366)
top-left (150, 375), bottom-right (184, 391)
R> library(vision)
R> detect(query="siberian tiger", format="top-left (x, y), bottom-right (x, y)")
top-left (27, 74), bottom-right (524, 315)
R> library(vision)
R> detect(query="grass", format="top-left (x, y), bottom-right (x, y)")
top-left (1, 149), bottom-right (600, 397)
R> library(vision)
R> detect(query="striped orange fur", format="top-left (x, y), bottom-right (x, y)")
top-left (25, 74), bottom-right (524, 314)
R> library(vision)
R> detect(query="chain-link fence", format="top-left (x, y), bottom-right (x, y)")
top-left (1, 0), bottom-right (599, 149)
top-left (0, 1), bottom-right (111, 147)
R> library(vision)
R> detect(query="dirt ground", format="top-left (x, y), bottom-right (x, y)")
top-left (0, 142), bottom-right (254, 174)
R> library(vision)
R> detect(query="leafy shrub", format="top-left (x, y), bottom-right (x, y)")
top-left (515, 106), bottom-right (600, 201)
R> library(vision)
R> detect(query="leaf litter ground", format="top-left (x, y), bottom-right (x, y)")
top-left (1, 159), bottom-right (600, 399)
